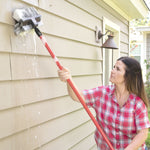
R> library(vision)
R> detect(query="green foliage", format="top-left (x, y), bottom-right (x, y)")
top-left (146, 132), bottom-right (150, 148)
top-left (144, 59), bottom-right (150, 101)
top-left (130, 17), bottom-right (150, 27)
top-left (144, 60), bottom-right (150, 148)
top-left (145, 109), bottom-right (150, 148)
top-left (148, 109), bottom-right (150, 121)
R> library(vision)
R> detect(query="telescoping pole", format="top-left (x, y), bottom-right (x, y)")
top-left (34, 27), bottom-right (114, 150)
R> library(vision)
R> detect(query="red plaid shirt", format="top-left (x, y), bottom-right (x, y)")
top-left (83, 85), bottom-right (150, 150)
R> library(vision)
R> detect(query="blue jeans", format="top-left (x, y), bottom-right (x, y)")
top-left (145, 146), bottom-right (148, 150)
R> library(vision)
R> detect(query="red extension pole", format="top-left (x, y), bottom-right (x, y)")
top-left (35, 27), bottom-right (114, 150)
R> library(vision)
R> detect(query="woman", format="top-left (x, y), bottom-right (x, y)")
top-left (58, 56), bottom-right (150, 150)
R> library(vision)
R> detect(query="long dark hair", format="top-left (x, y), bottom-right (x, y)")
top-left (117, 56), bottom-right (149, 108)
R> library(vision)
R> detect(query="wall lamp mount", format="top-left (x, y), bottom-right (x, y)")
top-left (95, 26), bottom-right (118, 49)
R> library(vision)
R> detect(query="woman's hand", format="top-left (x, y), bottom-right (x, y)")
top-left (58, 67), bottom-right (71, 82)
top-left (58, 67), bottom-right (84, 102)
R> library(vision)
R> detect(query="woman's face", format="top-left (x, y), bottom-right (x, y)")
top-left (109, 60), bottom-right (126, 85)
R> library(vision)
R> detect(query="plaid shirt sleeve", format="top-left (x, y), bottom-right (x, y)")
top-left (82, 86), bottom-right (103, 109)
top-left (135, 97), bottom-right (150, 131)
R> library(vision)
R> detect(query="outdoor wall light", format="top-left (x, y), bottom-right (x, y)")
top-left (95, 26), bottom-right (118, 49)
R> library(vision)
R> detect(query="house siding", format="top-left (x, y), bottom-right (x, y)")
top-left (0, 0), bottom-right (129, 149)
top-left (146, 33), bottom-right (150, 60)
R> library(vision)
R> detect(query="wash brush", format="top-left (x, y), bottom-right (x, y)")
top-left (12, 7), bottom-right (114, 150)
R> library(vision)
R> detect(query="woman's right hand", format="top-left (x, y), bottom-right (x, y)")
top-left (58, 67), bottom-right (71, 82)
top-left (58, 67), bottom-right (84, 102)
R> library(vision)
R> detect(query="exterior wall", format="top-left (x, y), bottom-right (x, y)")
top-left (0, 0), bottom-right (129, 150)
top-left (130, 27), bottom-right (150, 82)
top-left (146, 33), bottom-right (150, 78)
top-left (146, 33), bottom-right (150, 60)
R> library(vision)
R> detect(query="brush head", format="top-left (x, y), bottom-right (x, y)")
top-left (13, 7), bottom-right (42, 35)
